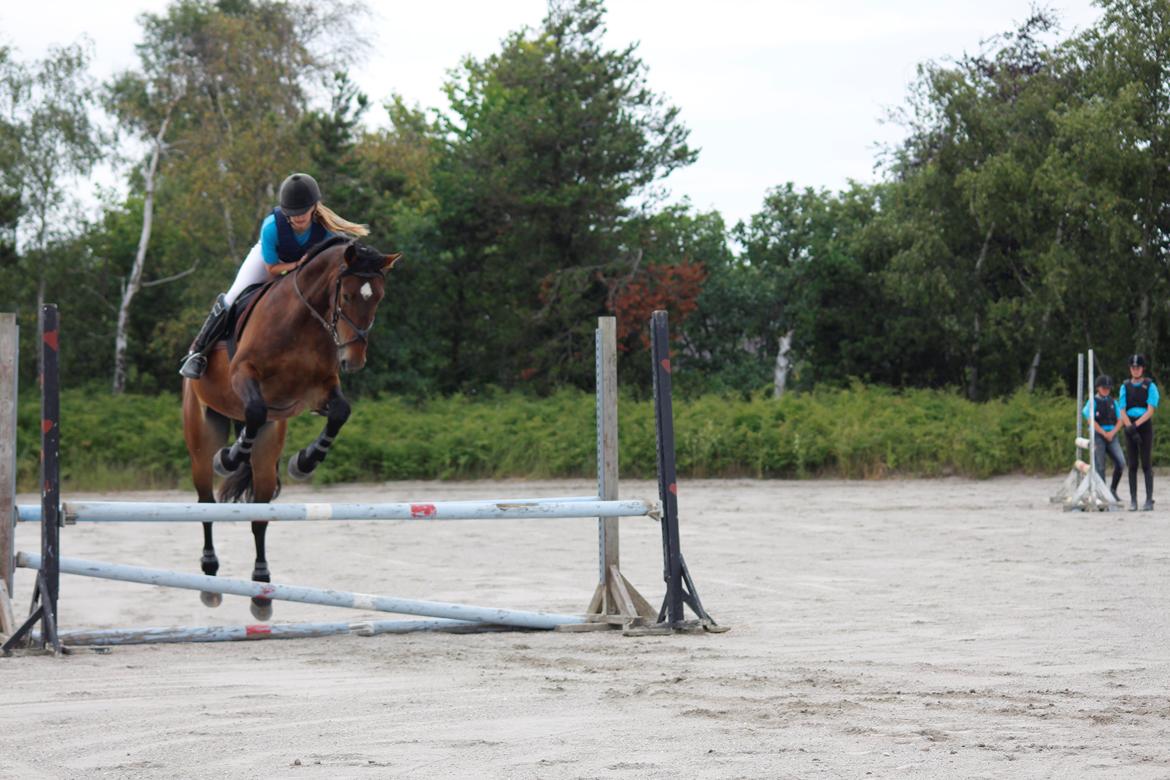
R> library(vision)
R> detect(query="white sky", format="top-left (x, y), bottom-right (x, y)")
top-left (3, 0), bottom-right (1101, 228)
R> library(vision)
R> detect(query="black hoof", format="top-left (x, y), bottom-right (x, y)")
top-left (250, 598), bottom-right (273, 622)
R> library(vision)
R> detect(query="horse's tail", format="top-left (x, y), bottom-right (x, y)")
top-left (216, 462), bottom-right (282, 504)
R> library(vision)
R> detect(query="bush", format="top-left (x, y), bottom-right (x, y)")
top-left (12, 385), bottom-right (1093, 491)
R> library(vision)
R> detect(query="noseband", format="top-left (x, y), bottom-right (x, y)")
top-left (292, 257), bottom-right (381, 349)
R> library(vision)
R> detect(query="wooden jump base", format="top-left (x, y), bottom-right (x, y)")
top-left (1, 308), bottom-right (719, 654)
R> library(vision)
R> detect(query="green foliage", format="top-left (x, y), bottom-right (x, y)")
top-left (14, 385), bottom-right (1103, 491)
top-left (429, 0), bottom-right (696, 391)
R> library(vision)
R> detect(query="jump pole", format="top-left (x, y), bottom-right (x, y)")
top-left (34, 617), bottom-right (517, 647)
top-left (16, 497), bottom-right (659, 524)
top-left (17, 553), bottom-right (584, 630)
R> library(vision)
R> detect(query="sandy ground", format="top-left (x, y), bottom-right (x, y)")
top-left (1, 476), bottom-right (1168, 779)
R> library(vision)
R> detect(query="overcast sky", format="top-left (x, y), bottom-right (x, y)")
top-left (3, 0), bottom-right (1102, 228)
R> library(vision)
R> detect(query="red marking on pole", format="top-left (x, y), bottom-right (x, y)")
top-left (42, 419), bottom-right (53, 433)
top-left (660, 358), bottom-right (671, 374)
top-left (411, 503), bottom-right (437, 518)
top-left (43, 330), bottom-right (58, 351)
top-left (669, 482), bottom-right (677, 495)
top-left (246, 625), bottom-right (272, 636)
top-left (260, 585), bottom-right (275, 597)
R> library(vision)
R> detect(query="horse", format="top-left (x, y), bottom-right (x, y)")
top-left (182, 238), bottom-right (401, 620)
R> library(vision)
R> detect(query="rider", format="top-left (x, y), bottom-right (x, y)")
top-left (178, 173), bottom-right (369, 379)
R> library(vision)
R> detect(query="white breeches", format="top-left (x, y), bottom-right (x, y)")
top-left (224, 242), bottom-right (271, 305)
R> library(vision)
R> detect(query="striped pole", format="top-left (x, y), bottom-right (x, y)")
top-left (32, 617), bottom-right (519, 647)
top-left (17, 553), bottom-right (585, 630)
top-left (15, 497), bottom-right (659, 524)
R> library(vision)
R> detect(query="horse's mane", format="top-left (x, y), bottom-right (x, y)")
top-left (302, 235), bottom-right (349, 264)
top-left (301, 236), bottom-right (386, 275)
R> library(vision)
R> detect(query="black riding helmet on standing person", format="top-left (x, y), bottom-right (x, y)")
top-left (1119, 354), bottom-right (1160, 511)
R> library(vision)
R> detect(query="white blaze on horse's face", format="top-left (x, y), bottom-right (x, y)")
top-left (360, 281), bottom-right (373, 301)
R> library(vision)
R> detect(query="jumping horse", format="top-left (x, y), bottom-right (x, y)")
top-left (182, 237), bottom-right (401, 619)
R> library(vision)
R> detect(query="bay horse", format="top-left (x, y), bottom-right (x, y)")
top-left (182, 238), bottom-right (401, 620)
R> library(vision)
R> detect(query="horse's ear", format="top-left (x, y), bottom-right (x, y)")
top-left (382, 252), bottom-right (403, 271)
top-left (343, 242), bottom-right (357, 266)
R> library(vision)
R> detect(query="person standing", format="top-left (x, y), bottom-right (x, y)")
top-left (1119, 354), bottom-right (1159, 511)
top-left (1083, 375), bottom-right (1125, 502)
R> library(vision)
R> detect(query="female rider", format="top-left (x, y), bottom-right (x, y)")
top-left (178, 173), bottom-right (368, 379)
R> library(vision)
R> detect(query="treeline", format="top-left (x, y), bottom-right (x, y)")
top-left (2, 0), bottom-right (1168, 401)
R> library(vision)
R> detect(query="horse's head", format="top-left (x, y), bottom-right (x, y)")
top-left (306, 240), bottom-right (402, 373)
top-left (334, 242), bottom-right (403, 372)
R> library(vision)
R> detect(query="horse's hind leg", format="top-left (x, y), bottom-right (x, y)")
top-left (183, 383), bottom-right (230, 608)
top-left (214, 364), bottom-right (266, 477)
top-left (246, 419), bottom-right (286, 622)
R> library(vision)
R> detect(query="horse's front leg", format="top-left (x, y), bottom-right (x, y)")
top-left (288, 384), bottom-right (351, 481)
top-left (213, 365), bottom-right (267, 477)
top-left (247, 420), bottom-right (285, 622)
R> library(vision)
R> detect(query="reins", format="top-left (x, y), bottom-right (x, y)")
top-left (291, 247), bottom-right (381, 349)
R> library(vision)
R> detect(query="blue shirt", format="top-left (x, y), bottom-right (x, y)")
top-left (258, 213), bottom-right (333, 265)
top-left (1118, 380), bottom-right (1159, 420)
top-left (1082, 396), bottom-right (1123, 432)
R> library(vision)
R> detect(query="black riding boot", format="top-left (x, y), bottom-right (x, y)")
top-left (179, 294), bottom-right (229, 379)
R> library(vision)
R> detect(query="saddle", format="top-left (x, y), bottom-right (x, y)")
top-left (214, 281), bottom-right (275, 361)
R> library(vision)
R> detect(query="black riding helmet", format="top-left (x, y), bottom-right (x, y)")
top-left (1095, 374), bottom-right (1113, 390)
top-left (279, 173), bottom-right (321, 216)
top-left (1129, 354), bottom-right (1147, 368)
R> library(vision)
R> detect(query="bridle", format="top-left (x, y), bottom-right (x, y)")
top-left (292, 252), bottom-right (382, 349)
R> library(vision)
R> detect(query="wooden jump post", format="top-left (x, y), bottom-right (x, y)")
top-left (2, 307), bottom-right (719, 652)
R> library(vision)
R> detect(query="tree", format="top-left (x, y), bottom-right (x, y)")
top-left (0, 41), bottom-right (103, 314)
top-left (1040, 0), bottom-right (1170, 366)
top-left (433, 0), bottom-right (696, 391)
top-left (884, 11), bottom-right (1071, 398)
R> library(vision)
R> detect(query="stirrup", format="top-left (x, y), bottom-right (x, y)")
top-left (179, 352), bottom-right (208, 379)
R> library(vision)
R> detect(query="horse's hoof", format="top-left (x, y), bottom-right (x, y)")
top-left (212, 448), bottom-right (239, 477)
top-left (200, 591), bottom-right (223, 608)
top-left (287, 453), bottom-right (313, 481)
top-left (250, 599), bottom-right (274, 622)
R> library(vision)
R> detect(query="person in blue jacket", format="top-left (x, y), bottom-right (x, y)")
top-left (1119, 354), bottom-right (1159, 511)
top-left (1083, 375), bottom-right (1125, 501)
top-left (178, 173), bottom-right (368, 379)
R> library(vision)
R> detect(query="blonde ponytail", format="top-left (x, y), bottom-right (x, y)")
top-left (315, 202), bottom-right (369, 237)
